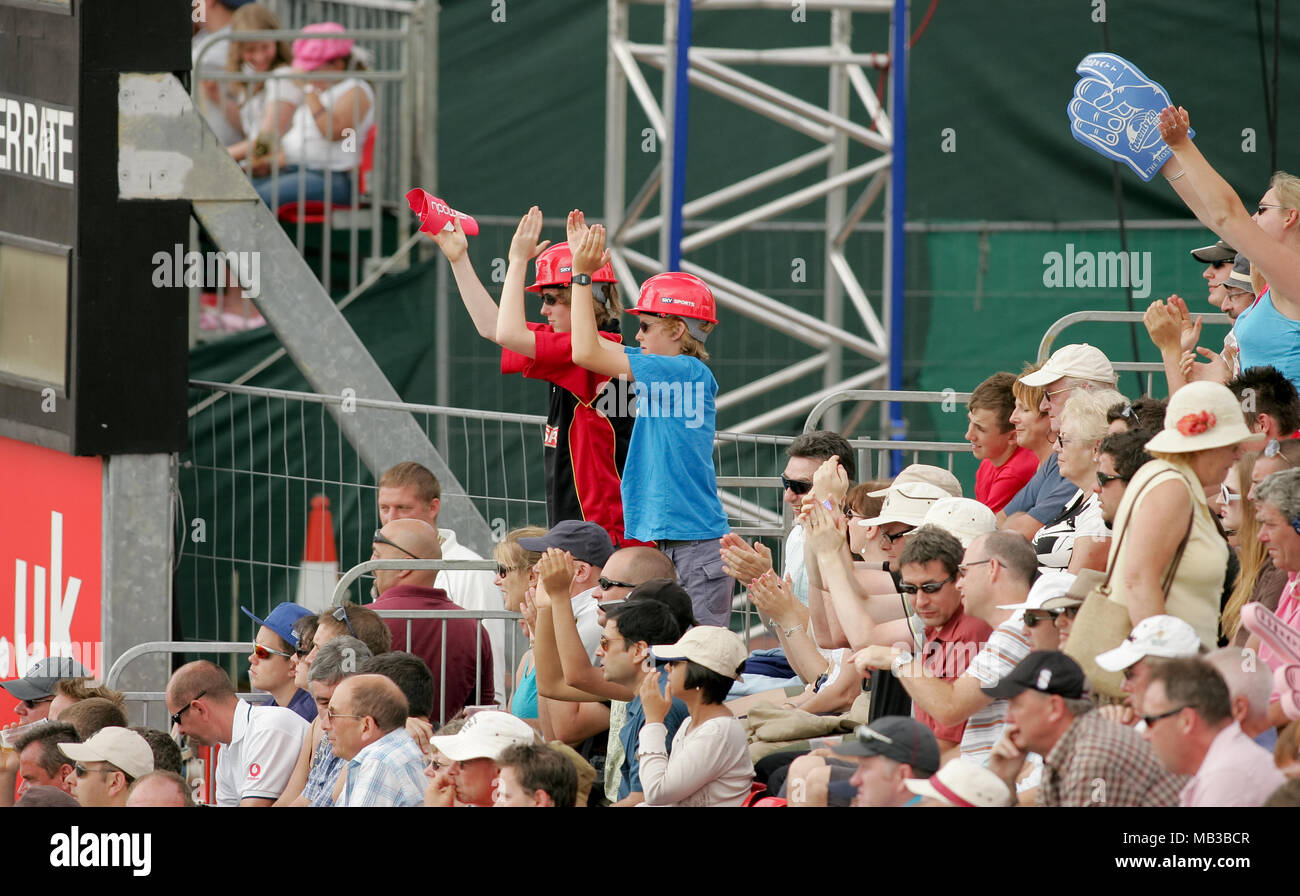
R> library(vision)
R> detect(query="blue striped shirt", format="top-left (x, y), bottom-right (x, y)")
top-left (304, 735), bottom-right (343, 807)
top-left (338, 729), bottom-right (426, 807)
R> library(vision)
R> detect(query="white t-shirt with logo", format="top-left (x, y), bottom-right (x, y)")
top-left (214, 698), bottom-right (309, 806)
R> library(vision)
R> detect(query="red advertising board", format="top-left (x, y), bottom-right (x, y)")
top-left (0, 435), bottom-right (102, 726)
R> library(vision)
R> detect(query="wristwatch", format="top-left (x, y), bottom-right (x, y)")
top-left (572, 273), bottom-right (592, 286)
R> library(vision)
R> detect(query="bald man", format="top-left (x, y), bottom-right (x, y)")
top-left (326, 674), bottom-right (426, 807)
top-left (368, 520), bottom-right (494, 723)
top-left (165, 660), bottom-right (308, 806)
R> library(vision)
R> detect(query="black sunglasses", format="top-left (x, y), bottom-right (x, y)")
top-left (1096, 470), bottom-right (1129, 488)
top-left (1141, 705), bottom-right (1188, 728)
top-left (781, 475), bottom-right (813, 496)
top-left (373, 529), bottom-right (419, 560)
top-left (541, 292), bottom-right (569, 306)
top-left (598, 575), bottom-right (637, 591)
top-left (881, 527), bottom-right (914, 546)
top-left (170, 690), bottom-right (207, 728)
top-left (899, 573), bottom-right (956, 595)
top-left (1023, 610), bottom-right (1059, 628)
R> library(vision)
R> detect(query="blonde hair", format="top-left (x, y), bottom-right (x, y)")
top-left (1011, 361), bottom-right (1046, 416)
top-left (667, 316), bottom-right (714, 362)
top-left (225, 4), bottom-right (292, 100)
top-left (1223, 453), bottom-right (1263, 641)
top-left (1269, 171), bottom-right (1300, 215)
top-left (552, 284), bottom-right (624, 329)
top-left (493, 526), bottom-right (546, 572)
top-left (1060, 388), bottom-right (1125, 444)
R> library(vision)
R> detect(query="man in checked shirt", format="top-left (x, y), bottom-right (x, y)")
top-left (326, 674), bottom-right (426, 807)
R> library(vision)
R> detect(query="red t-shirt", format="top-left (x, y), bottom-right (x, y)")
top-left (976, 445), bottom-right (1040, 513)
top-left (914, 606), bottom-right (993, 745)
top-left (501, 323), bottom-right (634, 545)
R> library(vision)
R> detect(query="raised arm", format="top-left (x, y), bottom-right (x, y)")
top-left (529, 584), bottom-right (606, 703)
top-left (567, 213), bottom-right (632, 379)
top-left (539, 548), bottom-right (635, 702)
top-left (495, 206), bottom-right (552, 356)
top-left (427, 220), bottom-right (502, 342)
top-left (1160, 105), bottom-right (1300, 315)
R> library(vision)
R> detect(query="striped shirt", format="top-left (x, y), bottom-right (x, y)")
top-left (303, 734), bottom-right (343, 807)
top-left (337, 729), bottom-right (426, 808)
top-left (961, 618), bottom-right (1032, 766)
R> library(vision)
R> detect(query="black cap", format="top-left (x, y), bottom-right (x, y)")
top-left (831, 717), bottom-right (940, 775)
top-left (1190, 239), bottom-right (1236, 264)
top-left (518, 520), bottom-right (614, 567)
top-left (624, 579), bottom-right (697, 629)
top-left (981, 651), bottom-right (1087, 700)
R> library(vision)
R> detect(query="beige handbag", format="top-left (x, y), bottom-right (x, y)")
top-left (1064, 474), bottom-right (1194, 699)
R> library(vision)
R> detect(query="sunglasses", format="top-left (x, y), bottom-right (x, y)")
top-left (21, 695), bottom-right (54, 711)
top-left (1023, 610), bottom-right (1059, 628)
top-left (374, 529), bottom-right (419, 560)
top-left (598, 576), bottom-right (637, 591)
top-left (1096, 470), bottom-right (1129, 488)
top-left (1264, 439), bottom-right (1293, 465)
top-left (170, 690), bottom-right (207, 728)
top-left (253, 642), bottom-right (293, 661)
top-left (333, 605), bottom-right (357, 639)
top-left (1060, 605), bottom-right (1080, 619)
top-left (881, 527), bottom-right (914, 546)
top-left (1141, 705), bottom-right (1188, 728)
top-left (541, 292), bottom-right (570, 306)
top-left (899, 573), bottom-right (955, 595)
top-left (781, 476), bottom-right (813, 496)
top-left (74, 763), bottom-right (116, 778)
top-left (496, 564), bottom-right (516, 578)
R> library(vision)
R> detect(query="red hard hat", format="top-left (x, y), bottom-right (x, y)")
top-left (629, 273), bottom-right (717, 340)
top-left (525, 242), bottom-right (617, 292)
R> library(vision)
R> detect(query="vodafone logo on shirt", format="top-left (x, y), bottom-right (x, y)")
top-left (0, 436), bottom-right (102, 727)
top-left (249, 763), bottom-right (262, 779)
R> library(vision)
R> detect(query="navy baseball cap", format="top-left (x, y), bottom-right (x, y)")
top-left (518, 520), bottom-right (614, 567)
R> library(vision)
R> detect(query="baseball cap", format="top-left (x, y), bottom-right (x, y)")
top-left (650, 626), bottom-right (748, 680)
top-left (921, 497), bottom-right (996, 548)
top-left (981, 651), bottom-right (1087, 700)
top-left (831, 717), bottom-right (940, 775)
top-left (241, 602), bottom-right (314, 652)
top-left (428, 711), bottom-right (536, 762)
top-left (999, 570), bottom-right (1077, 612)
top-left (0, 656), bottom-right (90, 702)
top-left (1094, 614), bottom-right (1201, 672)
top-left (517, 520), bottom-right (615, 568)
top-left (859, 482), bottom-right (949, 528)
top-left (1190, 238), bottom-right (1236, 264)
top-left (407, 188), bottom-right (481, 237)
top-left (622, 579), bottom-right (697, 629)
top-left (291, 22), bottom-right (353, 71)
top-left (868, 465), bottom-right (962, 498)
top-left (59, 727), bottom-right (154, 780)
top-left (1018, 344), bottom-right (1116, 388)
top-left (904, 758), bottom-right (1010, 807)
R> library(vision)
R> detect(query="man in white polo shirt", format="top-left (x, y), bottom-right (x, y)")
top-left (166, 660), bottom-right (308, 806)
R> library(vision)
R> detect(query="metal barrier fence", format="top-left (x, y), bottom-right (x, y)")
top-left (803, 389), bottom-right (975, 479)
top-left (178, 380), bottom-right (795, 648)
top-left (1038, 309), bottom-right (1233, 397)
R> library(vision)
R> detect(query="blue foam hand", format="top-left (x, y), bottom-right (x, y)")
top-left (1067, 53), bottom-right (1192, 182)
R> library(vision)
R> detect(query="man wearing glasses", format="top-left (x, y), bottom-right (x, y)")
top-left (58, 726), bottom-right (153, 808)
top-left (1, 656), bottom-right (89, 725)
top-left (1093, 431), bottom-right (1152, 528)
top-left (165, 660), bottom-right (308, 806)
top-left (325, 674), bottom-right (426, 807)
top-left (1141, 657), bottom-right (1283, 807)
top-left (1004, 344), bottom-right (1117, 539)
top-left (847, 527), bottom-right (992, 759)
top-left (853, 531), bottom-right (1033, 767)
top-left (368, 519), bottom-right (495, 724)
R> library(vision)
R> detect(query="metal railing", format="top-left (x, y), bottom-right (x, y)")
top-left (190, 22), bottom-right (421, 332)
top-left (1038, 310), bottom-right (1234, 397)
top-left (803, 389), bottom-right (975, 479)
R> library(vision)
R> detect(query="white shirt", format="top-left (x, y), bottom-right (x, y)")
top-left (637, 715), bottom-right (755, 807)
top-left (214, 698), bottom-right (309, 806)
top-left (192, 26), bottom-right (243, 146)
top-left (434, 528), bottom-right (507, 700)
top-left (570, 586), bottom-right (603, 662)
top-left (280, 77), bottom-right (375, 171)
top-left (784, 523), bottom-right (809, 606)
top-left (238, 64), bottom-right (303, 142)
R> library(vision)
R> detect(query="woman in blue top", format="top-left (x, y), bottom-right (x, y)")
top-left (566, 212), bottom-right (733, 627)
top-left (1159, 106), bottom-right (1300, 388)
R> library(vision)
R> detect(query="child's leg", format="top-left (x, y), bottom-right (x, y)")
top-left (663, 538), bottom-right (734, 627)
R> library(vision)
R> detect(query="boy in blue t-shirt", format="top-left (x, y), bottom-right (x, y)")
top-left (566, 212), bottom-right (733, 626)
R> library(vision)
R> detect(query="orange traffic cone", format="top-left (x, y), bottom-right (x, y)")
top-left (295, 495), bottom-right (339, 612)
